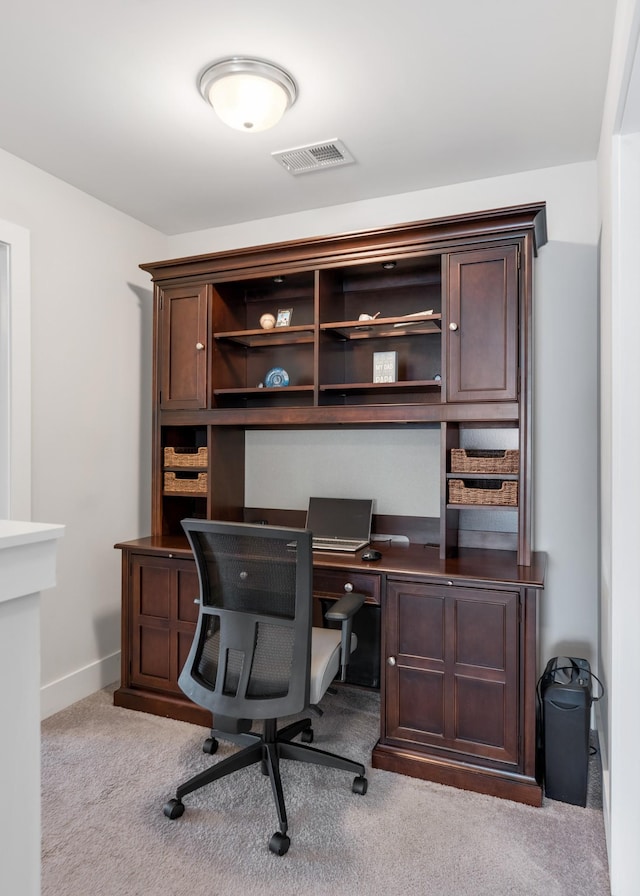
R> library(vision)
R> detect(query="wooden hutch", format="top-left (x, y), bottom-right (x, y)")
top-left (115, 202), bottom-right (548, 806)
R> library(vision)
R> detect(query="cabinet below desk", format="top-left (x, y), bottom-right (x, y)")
top-left (114, 539), bottom-right (210, 726)
top-left (374, 577), bottom-right (541, 805)
top-left (114, 536), bottom-right (545, 805)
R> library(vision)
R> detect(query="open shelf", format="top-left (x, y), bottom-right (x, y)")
top-left (446, 472), bottom-right (518, 481)
top-left (321, 313), bottom-right (441, 340)
top-left (213, 384), bottom-right (315, 398)
top-left (447, 503), bottom-right (518, 511)
top-left (213, 324), bottom-right (315, 347)
top-left (320, 380), bottom-right (441, 394)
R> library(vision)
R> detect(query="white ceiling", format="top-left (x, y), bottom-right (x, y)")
top-left (0, 0), bottom-right (616, 235)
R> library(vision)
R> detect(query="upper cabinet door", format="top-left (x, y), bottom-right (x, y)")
top-left (159, 284), bottom-right (209, 409)
top-left (446, 245), bottom-right (519, 403)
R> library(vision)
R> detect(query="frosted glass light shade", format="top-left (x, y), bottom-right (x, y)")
top-left (199, 58), bottom-right (297, 132)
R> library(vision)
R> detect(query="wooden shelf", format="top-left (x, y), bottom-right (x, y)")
top-left (213, 324), bottom-right (315, 347)
top-left (321, 313), bottom-right (442, 340)
top-left (447, 503), bottom-right (518, 511)
top-left (213, 384), bottom-right (314, 397)
top-left (163, 466), bottom-right (208, 472)
top-left (446, 472), bottom-right (518, 481)
top-left (214, 315), bottom-right (441, 346)
top-left (320, 380), bottom-right (441, 394)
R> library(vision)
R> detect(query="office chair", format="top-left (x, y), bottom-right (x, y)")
top-left (163, 519), bottom-right (368, 856)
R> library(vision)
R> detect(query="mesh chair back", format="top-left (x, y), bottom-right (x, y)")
top-left (179, 520), bottom-right (313, 721)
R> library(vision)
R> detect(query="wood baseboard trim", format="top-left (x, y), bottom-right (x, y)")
top-left (113, 687), bottom-right (211, 728)
top-left (371, 742), bottom-right (542, 807)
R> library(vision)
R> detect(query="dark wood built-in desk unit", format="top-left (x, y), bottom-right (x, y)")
top-left (115, 203), bottom-right (548, 806)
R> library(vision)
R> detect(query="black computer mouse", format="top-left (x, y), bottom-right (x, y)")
top-left (361, 548), bottom-right (382, 561)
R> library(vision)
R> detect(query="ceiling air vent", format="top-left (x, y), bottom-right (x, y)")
top-left (272, 139), bottom-right (355, 175)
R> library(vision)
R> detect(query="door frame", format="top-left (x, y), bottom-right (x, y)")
top-left (0, 219), bottom-right (31, 520)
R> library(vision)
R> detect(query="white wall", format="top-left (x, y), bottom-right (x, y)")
top-left (0, 147), bottom-right (168, 715)
top-left (169, 161), bottom-right (598, 256)
top-left (244, 427), bottom-right (441, 518)
top-left (597, 1), bottom-right (640, 892)
top-left (169, 161), bottom-right (601, 667)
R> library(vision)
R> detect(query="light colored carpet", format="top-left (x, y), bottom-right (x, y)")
top-left (41, 685), bottom-right (610, 896)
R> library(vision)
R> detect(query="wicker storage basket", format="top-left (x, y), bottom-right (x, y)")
top-left (164, 446), bottom-right (209, 468)
top-left (163, 471), bottom-right (208, 495)
top-left (449, 478), bottom-right (518, 506)
top-left (450, 448), bottom-right (519, 475)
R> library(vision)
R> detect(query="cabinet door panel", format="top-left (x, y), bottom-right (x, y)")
top-left (137, 626), bottom-right (171, 682)
top-left (384, 580), bottom-right (520, 765)
top-left (455, 595), bottom-right (510, 669)
top-left (397, 667), bottom-right (445, 737)
top-left (451, 588), bottom-right (519, 760)
top-left (455, 676), bottom-right (507, 753)
top-left (385, 582), bottom-right (447, 747)
top-left (138, 564), bottom-right (171, 618)
top-left (177, 566), bottom-right (200, 624)
top-left (176, 566), bottom-right (200, 683)
top-left (160, 285), bottom-right (209, 409)
top-left (447, 245), bottom-right (519, 402)
top-left (397, 589), bottom-right (444, 661)
top-left (455, 676), bottom-right (507, 748)
top-left (130, 554), bottom-right (197, 694)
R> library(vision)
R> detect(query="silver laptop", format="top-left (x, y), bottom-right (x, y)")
top-left (306, 497), bottom-right (373, 552)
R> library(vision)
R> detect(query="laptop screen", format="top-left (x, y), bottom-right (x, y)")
top-left (305, 497), bottom-right (373, 541)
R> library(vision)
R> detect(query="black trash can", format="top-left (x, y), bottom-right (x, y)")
top-left (539, 656), bottom-right (593, 806)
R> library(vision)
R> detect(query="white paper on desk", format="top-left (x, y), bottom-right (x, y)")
top-left (371, 534), bottom-right (410, 545)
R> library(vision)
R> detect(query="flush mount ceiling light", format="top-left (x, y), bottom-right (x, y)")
top-left (198, 57), bottom-right (297, 132)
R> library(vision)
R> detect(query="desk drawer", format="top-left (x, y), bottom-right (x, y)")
top-left (313, 569), bottom-right (381, 605)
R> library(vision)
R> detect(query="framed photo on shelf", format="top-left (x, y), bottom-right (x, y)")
top-left (373, 350), bottom-right (398, 383)
top-left (276, 308), bottom-right (293, 327)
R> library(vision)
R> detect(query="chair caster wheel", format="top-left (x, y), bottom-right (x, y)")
top-left (163, 798), bottom-right (185, 820)
top-left (352, 775), bottom-right (368, 795)
top-left (269, 832), bottom-right (291, 856)
top-left (301, 728), bottom-right (314, 743)
top-left (203, 736), bottom-right (219, 754)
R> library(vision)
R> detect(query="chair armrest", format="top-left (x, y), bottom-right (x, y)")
top-left (323, 593), bottom-right (365, 681)
top-left (324, 591), bottom-right (365, 622)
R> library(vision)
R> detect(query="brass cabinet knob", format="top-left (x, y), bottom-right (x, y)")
top-left (196, 342), bottom-right (205, 350)
top-left (449, 322), bottom-right (459, 331)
